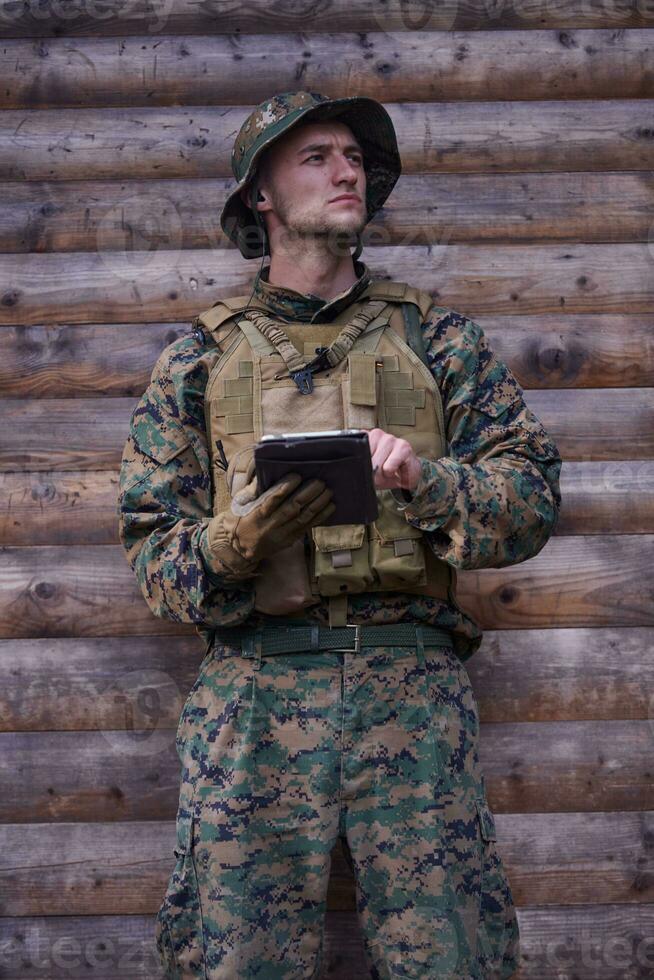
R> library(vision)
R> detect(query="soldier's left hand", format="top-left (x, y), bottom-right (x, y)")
top-left (366, 428), bottom-right (422, 490)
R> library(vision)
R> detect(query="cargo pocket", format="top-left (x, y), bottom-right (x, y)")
top-left (311, 523), bottom-right (373, 596)
top-left (475, 797), bottom-right (521, 978)
top-left (155, 803), bottom-right (205, 978)
top-left (369, 489), bottom-right (426, 589)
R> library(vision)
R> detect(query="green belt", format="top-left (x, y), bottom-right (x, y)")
top-left (212, 623), bottom-right (453, 658)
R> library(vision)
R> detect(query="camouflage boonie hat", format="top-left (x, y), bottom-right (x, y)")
top-left (220, 90), bottom-right (402, 259)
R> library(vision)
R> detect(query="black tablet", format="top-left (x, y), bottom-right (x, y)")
top-left (254, 429), bottom-right (379, 526)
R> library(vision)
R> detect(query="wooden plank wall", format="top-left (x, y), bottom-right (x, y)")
top-left (1, 2), bottom-right (653, 976)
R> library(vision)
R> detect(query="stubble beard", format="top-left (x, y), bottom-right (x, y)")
top-left (268, 185), bottom-right (366, 257)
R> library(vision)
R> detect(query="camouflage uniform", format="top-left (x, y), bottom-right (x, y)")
top-left (118, 92), bottom-right (561, 979)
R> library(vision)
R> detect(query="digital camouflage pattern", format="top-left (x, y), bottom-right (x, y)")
top-left (155, 639), bottom-right (520, 978)
top-left (120, 87), bottom-right (560, 977)
top-left (220, 91), bottom-right (402, 259)
top-left (117, 258), bottom-right (562, 663)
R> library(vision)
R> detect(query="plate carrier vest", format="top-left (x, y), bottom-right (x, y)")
top-left (194, 278), bottom-right (457, 627)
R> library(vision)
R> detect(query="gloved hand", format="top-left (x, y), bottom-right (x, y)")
top-left (206, 471), bottom-right (335, 580)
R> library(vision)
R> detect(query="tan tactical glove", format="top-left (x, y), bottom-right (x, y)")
top-left (206, 471), bottom-right (335, 580)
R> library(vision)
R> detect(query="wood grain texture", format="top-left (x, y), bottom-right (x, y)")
top-left (2, 102), bottom-right (652, 181)
top-left (556, 459), bottom-right (654, 534)
top-left (1, 536), bottom-right (653, 640)
top-left (0, 905), bottom-right (652, 978)
top-left (457, 534), bottom-right (654, 632)
top-left (1, 625), bottom-right (652, 732)
top-left (2, 313), bottom-right (653, 398)
top-left (2, 243), bottom-right (654, 327)
top-left (467, 626), bottom-right (654, 723)
top-left (0, 544), bottom-right (191, 639)
top-left (1, 720), bottom-right (651, 822)
top-left (1, 459), bottom-right (653, 546)
top-left (2, 387), bottom-right (652, 471)
top-left (2, 172), bottom-right (654, 255)
top-left (1, 5), bottom-right (652, 972)
top-left (2, 809), bottom-right (652, 916)
top-left (0, 323), bottom-right (189, 397)
top-left (2, 30), bottom-right (652, 108)
top-left (2, 0), bottom-right (652, 37)
top-left (0, 910), bottom-right (369, 978)
top-left (0, 635), bottom-right (204, 732)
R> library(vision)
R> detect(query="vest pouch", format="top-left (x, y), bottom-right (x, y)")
top-left (311, 524), bottom-right (374, 597)
top-left (254, 538), bottom-right (317, 615)
top-left (369, 490), bottom-right (427, 589)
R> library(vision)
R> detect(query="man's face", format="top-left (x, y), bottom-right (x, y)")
top-left (247, 120), bottom-right (367, 251)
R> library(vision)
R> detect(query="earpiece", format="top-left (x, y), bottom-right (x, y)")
top-left (257, 192), bottom-right (265, 202)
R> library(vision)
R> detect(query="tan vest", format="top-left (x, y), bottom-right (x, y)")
top-left (195, 278), bottom-right (457, 624)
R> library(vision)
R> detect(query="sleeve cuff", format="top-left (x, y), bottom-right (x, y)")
top-left (391, 457), bottom-right (458, 528)
top-left (199, 520), bottom-right (259, 582)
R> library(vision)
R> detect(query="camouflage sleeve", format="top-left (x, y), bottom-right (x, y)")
top-left (393, 306), bottom-right (562, 569)
top-left (117, 358), bottom-right (255, 627)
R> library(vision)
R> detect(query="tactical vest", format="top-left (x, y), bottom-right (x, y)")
top-left (194, 278), bottom-right (457, 627)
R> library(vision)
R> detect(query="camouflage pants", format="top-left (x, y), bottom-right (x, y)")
top-left (155, 640), bottom-right (520, 979)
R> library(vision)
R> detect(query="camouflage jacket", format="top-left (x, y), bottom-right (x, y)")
top-left (117, 259), bottom-right (562, 660)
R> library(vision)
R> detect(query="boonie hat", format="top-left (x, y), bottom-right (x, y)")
top-left (220, 90), bottom-right (402, 259)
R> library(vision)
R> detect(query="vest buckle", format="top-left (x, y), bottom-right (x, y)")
top-left (290, 367), bottom-right (314, 394)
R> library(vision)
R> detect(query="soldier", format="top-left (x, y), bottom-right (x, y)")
top-left (118, 91), bottom-right (561, 978)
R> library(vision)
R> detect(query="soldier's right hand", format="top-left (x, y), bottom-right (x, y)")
top-left (206, 472), bottom-right (335, 580)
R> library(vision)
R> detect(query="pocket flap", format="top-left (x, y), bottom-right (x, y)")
top-left (475, 797), bottom-right (497, 842)
top-left (372, 489), bottom-right (423, 544)
top-left (312, 524), bottom-right (366, 552)
top-left (133, 411), bottom-right (189, 466)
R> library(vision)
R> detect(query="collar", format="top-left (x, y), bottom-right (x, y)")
top-left (251, 259), bottom-right (373, 323)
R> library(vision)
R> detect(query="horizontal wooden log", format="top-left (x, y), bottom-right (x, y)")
top-left (1, 904), bottom-right (653, 979)
top-left (2, 243), bottom-right (653, 327)
top-left (2, 809), bottom-right (652, 916)
top-left (2, 0), bottom-right (652, 38)
top-left (0, 323), bottom-right (188, 397)
top-left (483, 314), bottom-right (654, 389)
top-left (0, 635), bottom-right (204, 732)
top-left (0, 535), bottom-right (652, 640)
top-left (2, 101), bottom-right (653, 181)
top-left (0, 544), bottom-right (191, 639)
top-left (2, 30), bottom-right (653, 109)
top-left (459, 533), bottom-right (654, 632)
top-left (468, 625), bottom-right (654, 723)
top-left (1, 719), bottom-right (651, 822)
top-left (3, 172), bottom-right (654, 256)
top-left (1, 625), bottom-right (652, 732)
top-left (516, 904), bottom-right (654, 978)
top-left (1, 313), bottom-right (652, 401)
top-left (0, 470), bottom-right (125, 545)
top-left (2, 457), bottom-right (653, 548)
top-left (0, 470), bottom-right (123, 545)
top-left (481, 720), bottom-right (654, 813)
top-left (556, 459), bottom-right (654, 534)
top-left (1, 387), bottom-right (652, 472)
top-left (0, 820), bottom-right (178, 917)
top-left (0, 909), bottom-right (367, 978)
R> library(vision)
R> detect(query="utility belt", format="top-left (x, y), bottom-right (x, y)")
top-left (211, 621), bottom-right (453, 666)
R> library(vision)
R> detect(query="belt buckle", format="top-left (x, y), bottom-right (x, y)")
top-left (332, 623), bottom-right (361, 654)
